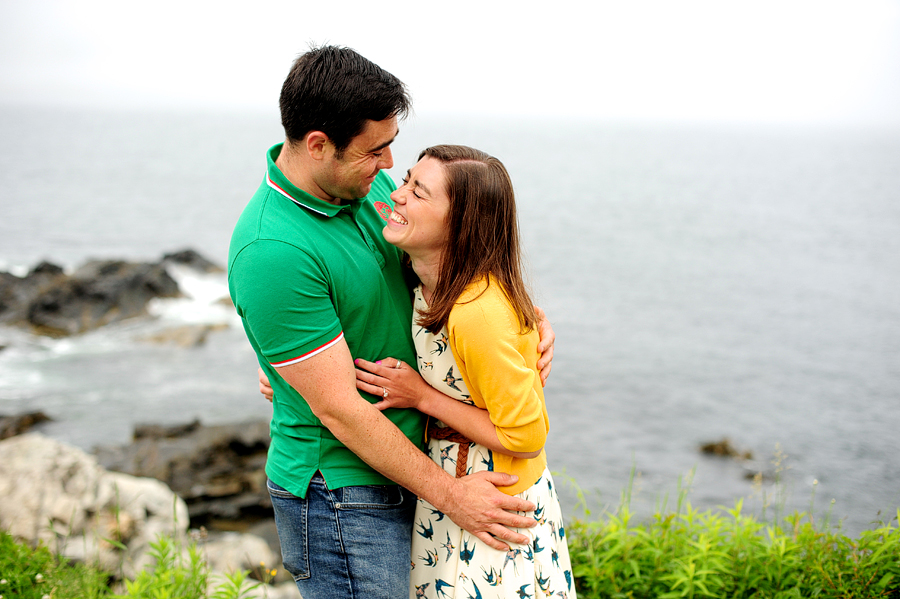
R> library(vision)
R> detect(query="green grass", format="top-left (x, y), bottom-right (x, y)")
top-left (0, 528), bottom-right (110, 599)
top-left (0, 531), bottom-right (267, 599)
top-left (2, 470), bottom-right (898, 599)
top-left (564, 471), bottom-right (900, 599)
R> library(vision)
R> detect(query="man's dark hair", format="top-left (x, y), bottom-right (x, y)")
top-left (279, 45), bottom-right (410, 155)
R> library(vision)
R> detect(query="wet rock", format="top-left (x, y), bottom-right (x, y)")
top-left (0, 249), bottom-right (222, 337)
top-left (0, 261), bottom-right (67, 318)
top-left (700, 437), bottom-right (753, 460)
top-left (95, 419), bottom-right (272, 528)
top-left (26, 260), bottom-right (182, 336)
top-left (0, 410), bottom-right (52, 440)
top-left (162, 249), bottom-right (224, 273)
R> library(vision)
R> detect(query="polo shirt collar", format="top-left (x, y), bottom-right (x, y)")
top-left (266, 143), bottom-right (362, 218)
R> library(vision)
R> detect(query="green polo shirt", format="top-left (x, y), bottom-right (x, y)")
top-left (228, 143), bottom-right (424, 498)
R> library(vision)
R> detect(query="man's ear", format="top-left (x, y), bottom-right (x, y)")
top-left (306, 131), bottom-right (330, 160)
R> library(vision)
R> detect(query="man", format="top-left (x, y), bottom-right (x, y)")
top-left (228, 46), bottom-right (554, 598)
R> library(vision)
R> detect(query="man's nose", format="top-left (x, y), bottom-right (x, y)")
top-left (379, 146), bottom-right (394, 170)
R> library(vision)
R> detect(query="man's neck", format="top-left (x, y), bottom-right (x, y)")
top-left (275, 140), bottom-right (341, 206)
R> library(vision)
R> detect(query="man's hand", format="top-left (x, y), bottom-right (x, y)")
top-left (276, 340), bottom-right (535, 549)
top-left (436, 471), bottom-right (536, 550)
top-left (535, 305), bottom-right (555, 386)
top-left (258, 367), bottom-right (274, 402)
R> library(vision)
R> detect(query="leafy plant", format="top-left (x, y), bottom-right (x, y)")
top-left (0, 529), bottom-right (110, 599)
top-left (564, 472), bottom-right (900, 599)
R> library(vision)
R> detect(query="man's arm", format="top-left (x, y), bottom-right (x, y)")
top-left (275, 337), bottom-right (536, 550)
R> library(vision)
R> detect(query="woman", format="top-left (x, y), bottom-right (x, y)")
top-left (355, 145), bottom-right (575, 599)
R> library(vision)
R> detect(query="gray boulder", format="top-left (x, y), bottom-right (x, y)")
top-left (0, 433), bottom-right (189, 578)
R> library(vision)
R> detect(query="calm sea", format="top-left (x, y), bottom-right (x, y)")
top-left (1, 105), bottom-right (898, 536)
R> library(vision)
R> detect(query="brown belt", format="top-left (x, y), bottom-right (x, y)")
top-left (428, 420), bottom-right (473, 479)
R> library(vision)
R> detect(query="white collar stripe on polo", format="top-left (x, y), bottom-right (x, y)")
top-left (266, 174), bottom-right (329, 217)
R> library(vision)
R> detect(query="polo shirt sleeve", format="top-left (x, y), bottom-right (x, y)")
top-left (230, 238), bottom-right (343, 367)
top-left (448, 289), bottom-right (548, 454)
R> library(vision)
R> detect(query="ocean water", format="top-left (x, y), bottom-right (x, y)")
top-left (1, 105), bottom-right (898, 536)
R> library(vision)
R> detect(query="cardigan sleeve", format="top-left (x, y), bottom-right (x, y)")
top-left (447, 283), bottom-right (548, 454)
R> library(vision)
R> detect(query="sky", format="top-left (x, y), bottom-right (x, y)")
top-left (1, 0), bottom-right (899, 126)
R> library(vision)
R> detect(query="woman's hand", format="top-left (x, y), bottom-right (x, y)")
top-left (355, 357), bottom-right (430, 410)
top-left (258, 367), bottom-right (274, 402)
top-left (535, 305), bottom-right (555, 386)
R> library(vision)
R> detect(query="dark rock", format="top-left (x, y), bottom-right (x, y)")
top-left (0, 249), bottom-right (222, 337)
top-left (95, 419), bottom-right (272, 528)
top-left (2, 259), bottom-right (181, 337)
top-left (700, 437), bottom-right (753, 460)
top-left (162, 249), bottom-right (224, 273)
top-left (0, 410), bottom-right (52, 440)
top-left (0, 262), bottom-right (67, 318)
top-left (134, 419), bottom-right (203, 440)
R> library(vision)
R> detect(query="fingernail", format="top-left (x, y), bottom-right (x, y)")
top-left (376, 360), bottom-right (382, 365)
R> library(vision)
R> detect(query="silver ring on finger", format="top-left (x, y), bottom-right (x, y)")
top-left (382, 386), bottom-right (389, 398)
top-left (395, 359), bottom-right (402, 369)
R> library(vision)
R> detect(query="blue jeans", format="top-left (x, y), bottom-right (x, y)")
top-left (267, 475), bottom-right (416, 599)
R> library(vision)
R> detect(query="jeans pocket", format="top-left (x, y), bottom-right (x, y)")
top-left (267, 480), bottom-right (310, 580)
top-left (334, 484), bottom-right (407, 510)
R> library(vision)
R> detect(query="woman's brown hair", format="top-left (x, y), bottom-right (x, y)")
top-left (415, 145), bottom-right (536, 334)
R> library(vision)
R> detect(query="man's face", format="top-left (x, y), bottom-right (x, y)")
top-left (318, 116), bottom-right (398, 202)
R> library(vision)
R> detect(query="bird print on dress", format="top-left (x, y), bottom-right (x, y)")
top-left (439, 445), bottom-right (457, 470)
top-left (420, 548), bottom-right (439, 567)
top-left (441, 531), bottom-right (456, 560)
top-left (537, 570), bottom-right (552, 593)
top-left (443, 366), bottom-right (464, 392)
top-left (479, 449), bottom-right (494, 472)
top-left (503, 548), bottom-right (522, 575)
top-left (460, 539), bottom-right (476, 566)
top-left (435, 579), bottom-right (455, 598)
top-left (408, 285), bottom-right (576, 598)
top-left (416, 519), bottom-right (434, 540)
top-left (482, 566), bottom-right (502, 586)
top-left (431, 332), bottom-right (449, 356)
top-left (465, 581), bottom-right (483, 599)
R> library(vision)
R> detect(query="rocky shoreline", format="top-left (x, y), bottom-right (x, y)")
top-left (0, 415), bottom-right (298, 596)
top-left (0, 249), bottom-right (300, 595)
top-left (0, 248), bottom-right (222, 338)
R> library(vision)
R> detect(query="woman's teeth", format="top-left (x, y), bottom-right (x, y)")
top-left (390, 211), bottom-right (408, 225)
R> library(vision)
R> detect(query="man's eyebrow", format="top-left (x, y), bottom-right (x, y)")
top-left (367, 128), bottom-right (399, 153)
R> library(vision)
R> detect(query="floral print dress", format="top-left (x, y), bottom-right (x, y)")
top-left (408, 286), bottom-right (576, 599)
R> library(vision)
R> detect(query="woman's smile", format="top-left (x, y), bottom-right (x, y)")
top-left (382, 155), bottom-right (450, 259)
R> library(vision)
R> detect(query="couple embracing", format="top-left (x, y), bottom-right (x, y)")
top-left (228, 45), bottom-right (575, 599)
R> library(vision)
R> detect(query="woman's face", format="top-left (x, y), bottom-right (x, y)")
top-left (383, 155), bottom-right (451, 258)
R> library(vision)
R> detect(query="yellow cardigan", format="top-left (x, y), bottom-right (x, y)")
top-left (446, 277), bottom-right (549, 495)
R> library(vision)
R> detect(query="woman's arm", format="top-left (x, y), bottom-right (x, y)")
top-left (355, 358), bottom-right (541, 459)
